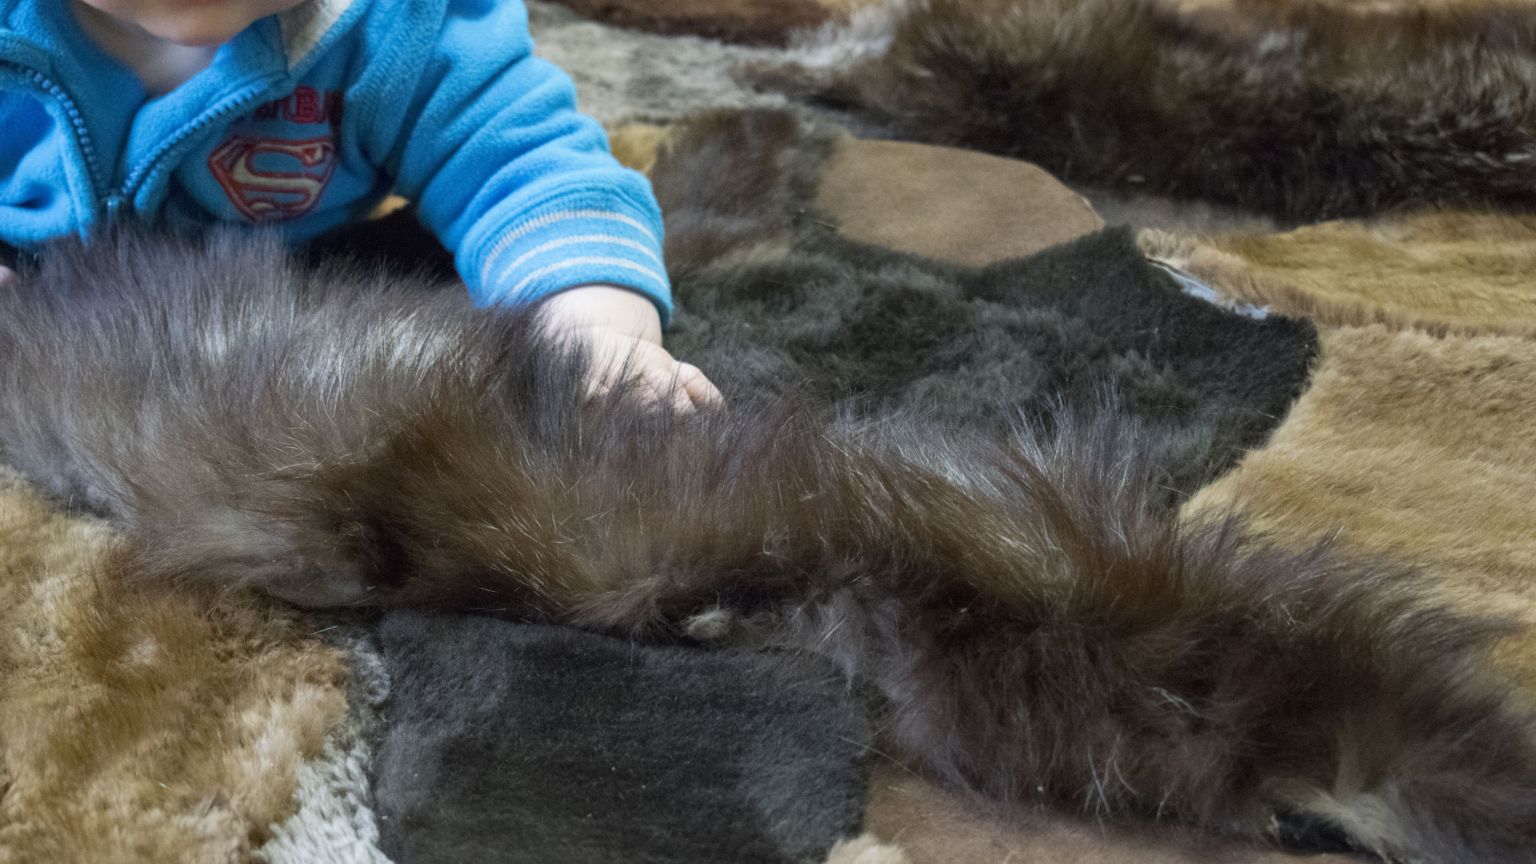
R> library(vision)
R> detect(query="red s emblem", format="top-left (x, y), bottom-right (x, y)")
top-left (207, 135), bottom-right (337, 222)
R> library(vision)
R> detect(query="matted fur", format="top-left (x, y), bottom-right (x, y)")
top-left (1141, 212), bottom-right (1536, 337)
top-left (0, 467), bottom-right (345, 863)
top-left (1, 231), bottom-right (1535, 860)
top-left (747, 0), bottom-right (1536, 219)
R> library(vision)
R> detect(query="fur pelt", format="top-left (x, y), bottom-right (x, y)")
top-left (1, 231), bottom-right (1535, 861)
top-left (0, 467), bottom-right (345, 863)
top-left (745, 0), bottom-right (1536, 220)
top-left (372, 612), bottom-right (869, 863)
top-left (1184, 325), bottom-right (1536, 690)
top-left (1141, 211), bottom-right (1536, 337)
top-left (544, 0), bottom-right (834, 45)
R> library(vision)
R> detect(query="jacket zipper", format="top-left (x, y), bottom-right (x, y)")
top-left (4, 59), bottom-right (279, 226)
top-left (0, 60), bottom-right (105, 215)
top-left (114, 77), bottom-right (279, 212)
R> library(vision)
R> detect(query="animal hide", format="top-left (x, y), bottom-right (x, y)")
top-left (372, 612), bottom-right (870, 863)
top-left (0, 467), bottom-right (346, 863)
top-left (1184, 325), bottom-right (1536, 690)
top-left (543, 0), bottom-right (834, 45)
top-left (745, 0), bottom-right (1536, 220)
top-left (1141, 211), bottom-right (1536, 337)
top-left (1, 230), bottom-right (1535, 862)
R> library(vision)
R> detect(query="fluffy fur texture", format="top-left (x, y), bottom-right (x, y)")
top-left (1185, 325), bottom-right (1536, 691)
top-left (1, 231), bottom-right (1535, 861)
top-left (0, 466), bottom-right (346, 863)
top-left (1141, 211), bottom-right (1536, 337)
top-left (372, 612), bottom-right (869, 863)
top-left (545, 0), bottom-right (833, 45)
top-left (746, 0), bottom-right (1536, 220)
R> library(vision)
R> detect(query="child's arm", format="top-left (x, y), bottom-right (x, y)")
top-left (356, 0), bottom-right (713, 403)
top-left (539, 283), bottom-right (722, 410)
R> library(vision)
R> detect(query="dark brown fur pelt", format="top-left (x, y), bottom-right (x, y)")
top-left (745, 0), bottom-right (1536, 220)
top-left (545, 0), bottom-right (834, 46)
top-left (3, 230), bottom-right (1536, 861)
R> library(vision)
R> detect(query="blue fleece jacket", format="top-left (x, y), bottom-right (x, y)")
top-left (0, 0), bottom-right (671, 316)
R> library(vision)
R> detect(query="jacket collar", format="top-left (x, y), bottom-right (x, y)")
top-left (278, 0), bottom-right (362, 74)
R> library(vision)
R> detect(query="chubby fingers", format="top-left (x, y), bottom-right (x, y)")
top-left (632, 360), bottom-right (723, 413)
top-left (675, 362), bottom-right (724, 409)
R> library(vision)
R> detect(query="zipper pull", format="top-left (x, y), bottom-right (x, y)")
top-left (104, 194), bottom-right (124, 222)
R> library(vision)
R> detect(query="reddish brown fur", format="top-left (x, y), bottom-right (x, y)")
top-left (1, 231), bottom-right (1535, 860)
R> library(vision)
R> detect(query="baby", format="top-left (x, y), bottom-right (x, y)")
top-left (0, 0), bottom-right (720, 408)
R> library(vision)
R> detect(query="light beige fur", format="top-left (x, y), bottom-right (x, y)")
top-left (1141, 211), bottom-right (1536, 336)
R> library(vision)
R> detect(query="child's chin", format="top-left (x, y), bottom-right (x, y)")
top-left (140, 11), bottom-right (252, 48)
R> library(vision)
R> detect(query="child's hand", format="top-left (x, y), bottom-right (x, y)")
top-left (538, 285), bottom-right (723, 411)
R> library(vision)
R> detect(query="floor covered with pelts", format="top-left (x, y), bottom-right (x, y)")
top-left (5, 0), bottom-right (1536, 861)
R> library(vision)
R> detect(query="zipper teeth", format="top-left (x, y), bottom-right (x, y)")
top-left (3, 59), bottom-right (279, 217)
top-left (0, 61), bottom-right (103, 200)
top-left (117, 82), bottom-right (276, 202)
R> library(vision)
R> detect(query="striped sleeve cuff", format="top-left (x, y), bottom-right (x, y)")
top-left (464, 194), bottom-right (672, 320)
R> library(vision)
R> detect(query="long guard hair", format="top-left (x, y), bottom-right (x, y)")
top-left (1, 230), bottom-right (1534, 861)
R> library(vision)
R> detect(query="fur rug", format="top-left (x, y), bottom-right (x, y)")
top-left (745, 0), bottom-right (1536, 220)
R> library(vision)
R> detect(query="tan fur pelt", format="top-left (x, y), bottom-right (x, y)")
top-left (1141, 212), bottom-right (1536, 337)
top-left (1184, 326), bottom-right (1536, 688)
top-left (0, 467), bottom-right (346, 862)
